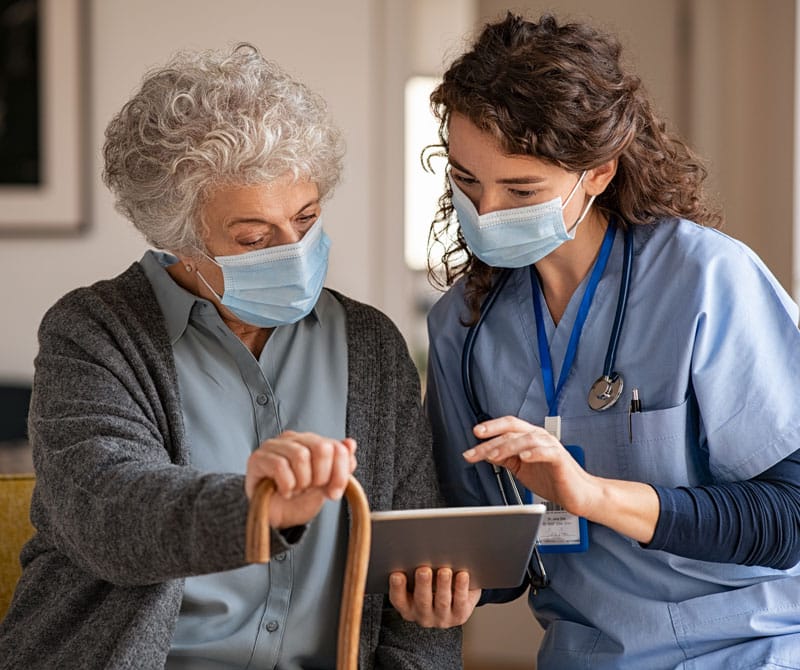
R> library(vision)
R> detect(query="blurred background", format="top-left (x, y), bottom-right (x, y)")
top-left (0, 1), bottom-right (795, 667)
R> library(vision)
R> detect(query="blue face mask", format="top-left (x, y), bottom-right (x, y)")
top-left (450, 171), bottom-right (596, 268)
top-left (196, 218), bottom-right (331, 328)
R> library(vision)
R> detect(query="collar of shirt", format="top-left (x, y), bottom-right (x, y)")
top-left (139, 250), bottom-right (321, 345)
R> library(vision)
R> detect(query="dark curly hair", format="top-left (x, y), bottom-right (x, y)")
top-left (427, 12), bottom-right (722, 323)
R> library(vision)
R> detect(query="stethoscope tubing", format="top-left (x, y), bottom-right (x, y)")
top-left (462, 221), bottom-right (633, 417)
top-left (602, 224), bottom-right (634, 378)
top-left (461, 268), bottom-right (513, 423)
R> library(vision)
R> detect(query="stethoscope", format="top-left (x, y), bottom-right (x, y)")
top-left (460, 221), bottom-right (634, 591)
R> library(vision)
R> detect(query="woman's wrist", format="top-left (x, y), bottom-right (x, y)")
top-left (582, 477), bottom-right (660, 544)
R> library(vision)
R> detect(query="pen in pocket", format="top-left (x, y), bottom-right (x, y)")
top-left (628, 387), bottom-right (641, 442)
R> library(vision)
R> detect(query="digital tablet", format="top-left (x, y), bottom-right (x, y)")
top-left (365, 504), bottom-right (546, 593)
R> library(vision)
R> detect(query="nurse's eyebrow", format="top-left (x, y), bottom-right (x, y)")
top-left (448, 157), bottom-right (547, 184)
top-left (497, 175), bottom-right (547, 185)
top-left (447, 157), bottom-right (475, 176)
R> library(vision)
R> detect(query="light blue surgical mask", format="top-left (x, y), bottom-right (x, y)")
top-left (196, 217), bottom-right (330, 328)
top-left (450, 171), bottom-right (596, 268)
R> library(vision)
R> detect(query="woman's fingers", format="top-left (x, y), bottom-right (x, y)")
top-left (244, 432), bottom-right (359, 529)
top-left (245, 445), bottom-right (298, 499)
top-left (433, 568), bottom-right (454, 612)
top-left (388, 571), bottom-right (413, 619)
top-left (410, 568), bottom-right (435, 623)
top-left (452, 571), bottom-right (482, 622)
top-left (388, 567), bottom-right (479, 627)
top-left (245, 431), bottom-right (358, 500)
top-left (343, 437), bottom-right (358, 471)
top-left (324, 442), bottom-right (352, 500)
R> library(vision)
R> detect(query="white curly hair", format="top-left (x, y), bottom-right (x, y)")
top-left (102, 43), bottom-right (345, 252)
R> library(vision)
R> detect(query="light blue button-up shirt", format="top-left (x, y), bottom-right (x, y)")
top-left (141, 251), bottom-right (348, 670)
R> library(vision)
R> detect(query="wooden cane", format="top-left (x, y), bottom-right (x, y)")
top-left (245, 475), bottom-right (371, 670)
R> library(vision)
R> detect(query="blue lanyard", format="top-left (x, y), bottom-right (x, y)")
top-left (531, 224), bottom-right (617, 417)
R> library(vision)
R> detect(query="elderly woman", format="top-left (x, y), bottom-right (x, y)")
top-left (0, 45), bottom-right (462, 669)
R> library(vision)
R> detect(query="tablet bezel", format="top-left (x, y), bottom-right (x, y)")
top-left (366, 503), bottom-right (546, 593)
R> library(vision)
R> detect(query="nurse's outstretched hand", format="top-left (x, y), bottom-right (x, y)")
top-left (464, 416), bottom-right (660, 544)
top-left (245, 431), bottom-right (357, 529)
top-left (389, 567), bottom-right (481, 627)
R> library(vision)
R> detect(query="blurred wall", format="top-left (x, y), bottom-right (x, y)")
top-left (0, 0), bottom-right (379, 381)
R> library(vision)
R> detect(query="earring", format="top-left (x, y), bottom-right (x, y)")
top-left (185, 263), bottom-right (193, 273)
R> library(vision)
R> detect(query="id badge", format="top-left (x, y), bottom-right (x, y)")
top-left (534, 444), bottom-right (589, 553)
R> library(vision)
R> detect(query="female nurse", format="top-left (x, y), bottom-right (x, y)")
top-left (423, 12), bottom-right (800, 670)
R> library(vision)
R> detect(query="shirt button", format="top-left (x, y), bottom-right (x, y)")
top-left (256, 394), bottom-right (269, 405)
top-left (265, 620), bottom-right (279, 632)
top-left (275, 552), bottom-right (287, 562)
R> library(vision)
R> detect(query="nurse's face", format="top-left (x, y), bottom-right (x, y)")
top-left (446, 112), bottom-right (611, 225)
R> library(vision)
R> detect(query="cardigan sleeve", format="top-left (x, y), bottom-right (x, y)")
top-left (27, 276), bottom-right (296, 587)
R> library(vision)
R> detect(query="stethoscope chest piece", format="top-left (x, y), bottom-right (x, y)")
top-left (588, 373), bottom-right (624, 411)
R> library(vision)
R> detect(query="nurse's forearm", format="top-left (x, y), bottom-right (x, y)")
top-left (584, 477), bottom-right (660, 544)
top-left (644, 448), bottom-right (800, 568)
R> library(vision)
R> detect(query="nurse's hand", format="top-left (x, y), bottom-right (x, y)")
top-left (245, 431), bottom-right (357, 529)
top-left (389, 567), bottom-right (481, 627)
top-left (464, 416), bottom-right (659, 543)
top-left (465, 416), bottom-right (594, 514)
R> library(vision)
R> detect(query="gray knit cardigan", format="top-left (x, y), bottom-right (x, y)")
top-left (0, 263), bottom-right (462, 669)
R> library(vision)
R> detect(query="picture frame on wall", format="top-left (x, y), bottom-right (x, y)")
top-left (0, 0), bottom-right (88, 236)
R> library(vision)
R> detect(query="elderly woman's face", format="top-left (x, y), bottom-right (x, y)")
top-left (201, 175), bottom-right (321, 256)
top-left (176, 174), bottom-right (322, 313)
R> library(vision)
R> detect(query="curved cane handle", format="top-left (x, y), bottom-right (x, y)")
top-left (245, 475), bottom-right (371, 670)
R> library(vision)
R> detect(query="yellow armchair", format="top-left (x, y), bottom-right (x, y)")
top-left (0, 474), bottom-right (35, 622)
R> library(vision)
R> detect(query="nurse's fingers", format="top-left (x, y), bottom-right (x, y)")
top-left (473, 415), bottom-right (543, 439)
top-left (463, 430), bottom-right (560, 464)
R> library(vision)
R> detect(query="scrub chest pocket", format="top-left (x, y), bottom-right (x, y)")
top-left (561, 398), bottom-right (708, 489)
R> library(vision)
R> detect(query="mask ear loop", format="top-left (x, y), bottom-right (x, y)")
top-left (190, 249), bottom-right (225, 302)
top-left (562, 171), bottom-right (596, 235)
top-left (567, 195), bottom-right (597, 234)
top-left (196, 270), bottom-right (223, 302)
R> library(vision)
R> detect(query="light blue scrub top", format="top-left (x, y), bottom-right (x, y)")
top-left (141, 251), bottom-right (348, 670)
top-left (427, 220), bottom-right (800, 670)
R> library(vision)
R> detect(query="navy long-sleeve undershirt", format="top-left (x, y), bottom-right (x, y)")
top-left (646, 448), bottom-right (800, 569)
